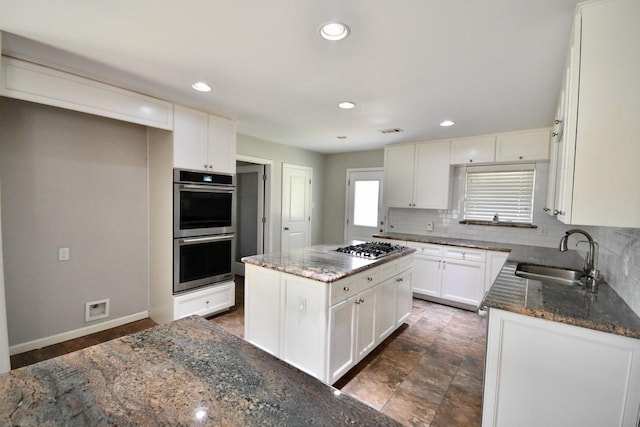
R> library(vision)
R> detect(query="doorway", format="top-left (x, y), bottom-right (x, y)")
top-left (235, 156), bottom-right (271, 276)
top-left (345, 168), bottom-right (384, 241)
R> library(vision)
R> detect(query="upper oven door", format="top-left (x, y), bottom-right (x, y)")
top-left (174, 183), bottom-right (236, 238)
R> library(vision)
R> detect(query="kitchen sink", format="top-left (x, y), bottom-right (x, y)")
top-left (515, 263), bottom-right (585, 286)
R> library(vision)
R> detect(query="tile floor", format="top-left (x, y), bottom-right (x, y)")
top-left (9, 276), bottom-right (487, 426)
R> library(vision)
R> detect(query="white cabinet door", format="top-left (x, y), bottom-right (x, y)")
top-left (173, 105), bottom-right (209, 170)
top-left (328, 296), bottom-right (357, 384)
top-left (375, 278), bottom-right (397, 343)
top-left (395, 269), bottom-right (413, 326)
top-left (441, 259), bottom-right (485, 306)
top-left (483, 308), bottom-right (640, 427)
top-left (450, 136), bottom-right (496, 164)
top-left (413, 141), bottom-right (452, 209)
top-left (355, 286), bottom-right (377, 361)
top-left (412, 254), bottom-right (441, 298)
top-left (384, 145), bottom-right (415, 208)
top-left (208, 114), bottom-right (236, 174)
top-left (495, 129), bottom-right (550, 162)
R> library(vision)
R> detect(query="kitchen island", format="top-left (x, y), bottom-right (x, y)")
top-left (0, 315), bottom-right (400, 426)
top-left (242, 242), bottom-right (415, 384)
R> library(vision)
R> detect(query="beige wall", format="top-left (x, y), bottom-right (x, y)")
top-left (321, 150), bottom-right (384, 244)
top-left (237, 134), bottom-right (325, 252)
top-left (0, 98), bottom-right (148, 346)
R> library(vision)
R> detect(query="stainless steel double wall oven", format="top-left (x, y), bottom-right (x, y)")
top-left (173, 169), bottom-right (236, 294)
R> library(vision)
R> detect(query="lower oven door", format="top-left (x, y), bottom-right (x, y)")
top-left (174, 234), bottom-right (235, 294)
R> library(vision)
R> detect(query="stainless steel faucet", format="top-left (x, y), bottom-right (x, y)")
top-left (559, 229), bottom-right (599, 291)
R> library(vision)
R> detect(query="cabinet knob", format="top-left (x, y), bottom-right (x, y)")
top-left (518, 156), bottom-right (523, 160)
top-left (367, 277), bottom-right (373, 282)
top-left (469, 159), bottom-right (473, 163)
top-left (396, 277), bottom-right (403, 282)
top-left (205, 300), bottom-right (209, 304)
top-left (284, 227), bottom-right (289, 230)
top-left (552, 132), bottom-right (559, 137)
top-left (543, 207), bottom-right (551, 212)
top-left (204, 164), bottom-right (208, 169)
top-left (554, 119), bottom-right (562, 125)
top-left (553, 209), bottom-right (564, 215)
top-left (343, 286), bottom-right (350, 292)
top-left (355, 300), bottom-right (360, 305)
top-left (359, 298), bottom-right (365, 303)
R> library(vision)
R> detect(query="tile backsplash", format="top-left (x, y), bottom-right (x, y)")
top-left (387, 163), bottom-right (640, 316)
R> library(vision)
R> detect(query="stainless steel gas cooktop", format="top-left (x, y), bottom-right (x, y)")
top-left (334, 242), bottom-right (405, 259)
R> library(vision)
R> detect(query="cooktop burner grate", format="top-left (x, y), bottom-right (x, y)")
top-left (334, 242), bottom-right (405, 259)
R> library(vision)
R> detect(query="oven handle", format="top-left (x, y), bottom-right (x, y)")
top-left (179, 184), bottom-right (234, 193)
top-left (180, 234), bottom-right (234, 244)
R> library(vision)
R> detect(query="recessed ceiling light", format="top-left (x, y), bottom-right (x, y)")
top-left (191, 82), bottom-right (211, 92)
top-left (338, 101), bottom-right (355, 109)
top-left (440, 120), bottom-right (455, 127)
top-left (320, 22), bottom-right (350, 41)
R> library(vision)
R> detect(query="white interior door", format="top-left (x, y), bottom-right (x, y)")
top-left (345, 169), bottom-right (384, 242)
top-left (282, 164), bottom-right (312, 251)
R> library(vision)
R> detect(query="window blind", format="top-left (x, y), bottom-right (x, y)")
top-left (463, 164), bottom-right (535, 223)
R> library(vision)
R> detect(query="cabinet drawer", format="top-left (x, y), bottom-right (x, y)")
top-left (443, 246), bottom-right (486, 262)
top-left (173, 282), bottom-right (235, 319)
top-left (379, 260), bottom-right (398, 282)
top-left (396, 254), bottom-right (413, 272)
top-left (416, 243), bottom-right (443, 257)
top-left (356, 268), bottom-right (380, 292)
top-left (330, 277), bottom-right (358, 306)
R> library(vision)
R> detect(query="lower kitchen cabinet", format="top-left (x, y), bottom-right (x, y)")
top-left (244, 256), bottom-right (413, 384)
top-left (483, 308), bottom-right (640, 427)
top-left (440, 257), bottom-right (485, 306)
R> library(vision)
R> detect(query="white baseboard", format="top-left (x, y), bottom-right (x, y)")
top-left (9, 311), bottom-right (149, 356)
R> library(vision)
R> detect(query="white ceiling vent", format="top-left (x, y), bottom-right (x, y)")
top-left (379, 128), bottom-right (404, 134)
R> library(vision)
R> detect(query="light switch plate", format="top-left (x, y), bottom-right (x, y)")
top-left (426, 222), bottom-right (434, 232)
top-left (58, 247), bottom-right (70, 261)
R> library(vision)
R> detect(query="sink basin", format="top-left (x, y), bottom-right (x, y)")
top-left (515, 263), bottom-right (585, 286)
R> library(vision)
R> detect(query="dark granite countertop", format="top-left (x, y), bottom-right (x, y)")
top-left (242, 242), bottom-right (415, 283)
top-left (0, 316), bottom-right (400, 426)
top-left (373, 232), bottom-right (640, 339)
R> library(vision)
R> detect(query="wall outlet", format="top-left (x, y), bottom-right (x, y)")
top-left (58, 247), bottom-right (70, 261)
top-left (426, 221), bottom-right (434, 232)
top-left (538, 226), bottom-right (548, 237)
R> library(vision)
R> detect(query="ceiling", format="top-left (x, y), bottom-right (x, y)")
top-left (0, 0), bottom-right (582, 154)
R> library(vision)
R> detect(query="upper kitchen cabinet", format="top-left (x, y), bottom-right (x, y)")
top-left (0, 56), bottom-right (173, 130)
top-left (173, 105), bottom-right (236, 174)
top-left (384, 140), bottom-right (452, 210)
top-left (450, 136), bottom-right (495, 164)
top-left (495, 129), bottom-right (550, 162)
top-left (553, 0), bottom-right (640, 227)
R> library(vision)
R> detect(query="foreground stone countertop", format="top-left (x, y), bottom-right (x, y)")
top-left (242, 242), bottom-right (415, 283)
top-left (0, 316), bottom-right (400, 426)
top-left (374, 232), bottom-right (640, 339)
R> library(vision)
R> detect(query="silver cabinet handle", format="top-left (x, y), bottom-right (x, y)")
top-left (355, 300), bottom-right (360, 305)
top-left (553, 209), bottom-right (564, 215)
top-left (343, 286), bottom-right (350, 292)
